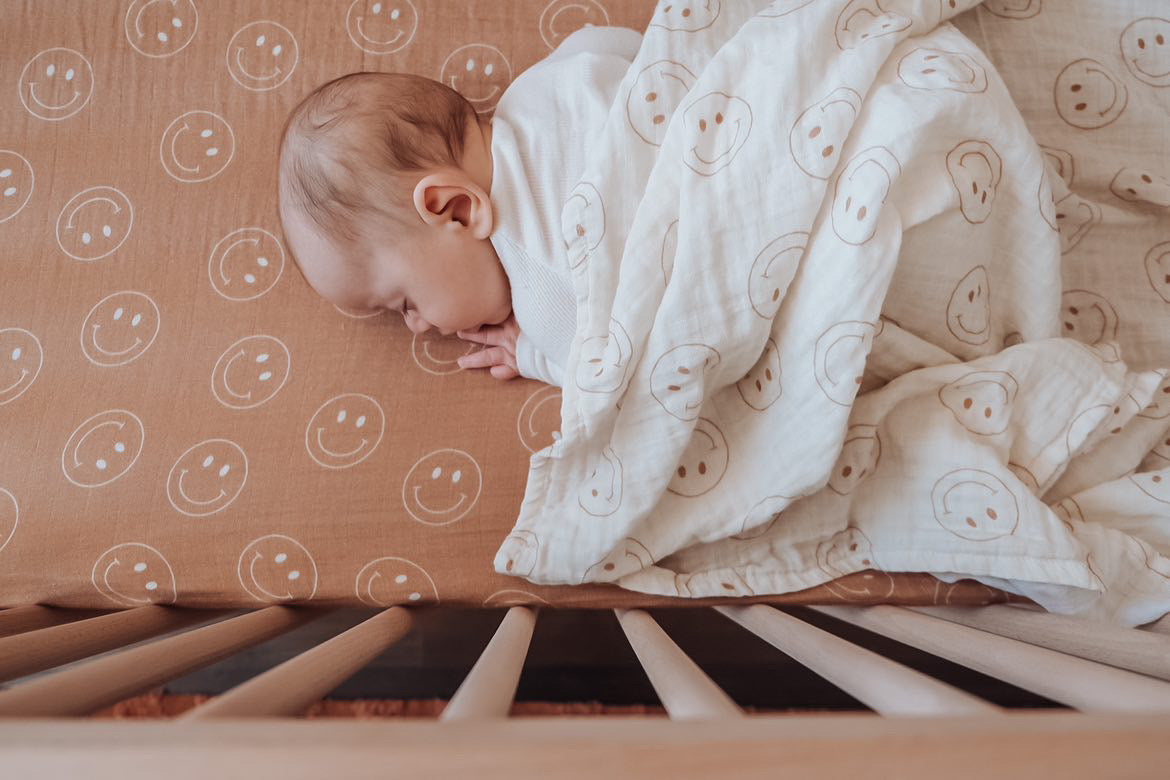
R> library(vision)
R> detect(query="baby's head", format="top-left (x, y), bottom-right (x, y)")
top-left (278, 71), bottom-right (511, 335)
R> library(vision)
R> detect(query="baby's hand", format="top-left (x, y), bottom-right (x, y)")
top-left (456, 312), bottom-right (521, 381)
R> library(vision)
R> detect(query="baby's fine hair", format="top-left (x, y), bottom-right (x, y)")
top-left (278, 71), bottom-right (478, 249)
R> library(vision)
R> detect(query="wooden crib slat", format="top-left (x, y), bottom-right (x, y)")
top-left (182, 607), bottom-right (413, 719)
top-left (614, 608), bottom-right (743, 721)
top-left (0, 606), bottom-right (228, 684)
top-left (814, 605), bottom-right (1170, 713)
top-left (0, 605), bottom-right (109, 640)
top-left (440, 606), bottom-right (537, 721)
top-left (0, 606), bottom-right (321, 717)
top-left (716, 605), bottom-right (999, 716)
top-left (913, 605), bottom-right (1170, 681)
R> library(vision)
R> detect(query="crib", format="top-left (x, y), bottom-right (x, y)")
top-left (4, 0), bottom-right (1170, 772)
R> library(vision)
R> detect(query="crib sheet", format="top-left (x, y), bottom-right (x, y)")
top-left (0, 0), bottom-right (1015, 609)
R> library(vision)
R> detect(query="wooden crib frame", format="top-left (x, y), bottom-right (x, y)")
top-left (2, 602), bottom-right (1170, 775)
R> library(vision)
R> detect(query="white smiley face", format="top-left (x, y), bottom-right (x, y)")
top-left (80, 291), bottom-right (161, 367)
top-left (402, 448), bottom-right (483, 526)
top-left (211, 335), bottom-right (292, 410)
top-left (831, 147), bottom-right (901, 245)
top-left (334, 303), bottom-right (384, 319)
top-left (835, 0), bottom-right (912, 49)
top-left (1120, 17), bottom-right (1170, 88)
top-left (748, 232), bottom-right (806, 319)
top-left (682, 92), bottom-right (753, 176)
top-left (575, 319), bottom-right (634, 394)
top-left (540, 0), bottom-right (610, 49)
top-left (91, 543), bottom-right (177, 606)
top-left (626, 60), bottom-right (696, 147)
top-left (1053, 192), bottom-right (1101, 254)
top-left (305, 393), bottom-right (386, 469)
top-left (649, 0), bottom-right (722, 32)
top-left (0, 328), bottom-right (43, 406)
top-left (736, 337), bottom-right (782, 411)
top-left (1131, 470), bottom-right (1170, 505)
top-left (583, 538), bottom-right (655, 582)
top-left (18, 48), bottom-right (94, 121)
top-left (356, 556), bottom-right (438, 605)
top-left (650, 343), bottom-right (721, 420)
top-left (817, 527), bottom-right (878, 579)
top-left (828, 424), bottom-right (881, 495)
top-left (1145, 241), bottom-right (1170, 304)
top-left (0, 487), bottom-right (17, 554)
top-left (517, 385), bottom-right (563, 453)
top-left (983, 0), bottom-right (1040, 19)
top-left (898, 47), bottom-right (988, 93)
top-left (578, 446), bottom-right (624, 517)
top-left (227, 20), bottom-right (298, 91)
top-left (1054, 59), bottom-right (1128, 130)
top-left (946, 265), bottom-right (991, 346)
top-left (931, 468), bottom-right (1019, 541)
top-left (789, 88), bottom-right (862, 180)
top-left (497, 530), bottom-right (540, 577)
top-left (946, 140), bottom-right (1002, 224)
top-left (667, 417), bottom-right (728, 497)
top-left (939, 370), bottom-right (1018, 436)
top-left (238, 535), bottom-right (318, 602)
top-left (439, 44), bottom-right (512, 114)
top-left (483, 590), bottom-right (549, 607)
top-left (208, 227), bottom-right (286, 301)
top-left (346, 0), bottom-right (419, 55)
top-left (55, 186), bottom-right (134, 262)
top-left (160, 110), bottom-right (236, 183)
top-left (61, 409), bottom-right (145, 488)
top-left (814, 321), bottom-right (877, 406)
top-left (1060, 289), bottom-right (1118, 345)
top-left (124, 0), bottom-right (199, 58)
top-left (0, 150), bottom-right (34, 223)
top-left (166, 439), bottom-right (248, 517)
top-left (561, 181), bottom-right (606, 269)
top-left (1110, 168), bottom-right (1170, 209)
top-left (411, 330), bottom-right (479, 375)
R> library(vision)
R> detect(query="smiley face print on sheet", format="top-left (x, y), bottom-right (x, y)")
top-left (238, 535), bottom-right (318, 602)
top-left (0, 150), bottom-right (34, 223)
top-left (748, 232), bottom-right (806, 319)
top-left (816, 527), bottom-right (878, 578)
top-left (1, 488), bottom-right (17, 554)
top-left (1042, 146), bottom-right (1075, 188)
top-left (939, 370), bottom-right (1019, 436)
top-left (648, 0), bottom-right (721, 33)
top-left (440, 44), bottom-right (512, 114)
top-left (356, 556), bottom-right (438, 606)
top-left (517, 385), bottom-right (562, 453)
top-left (897, 47), bottom-right (988, 93)
top-left (208, 227), bottom-right (286, 301)
top-left (579, 446), bottom-right (623, 517)
top-left (0, 328), bottom-right (43, 406)
top-left (736, 337), bottom-right (782, 411)
top-left (584, 538), bottom-right (654, 582)
top-left (946, 140), bottom-right (1002, 224)
top-left (166, 439), bottom-right (248, 517)
top-left (305, 393), bottom-right (386, 469)
top-left (1120, 18), bottom-right (1170, 88)
top-left (91, 543), bottom-right (177, 606)
top-left (411, 330), bottom-right (478, 375)
top-left (682, 92), bottom-right (752, 176)
top-left (1053, 192), bottom-right (1101, 254)
top-left (983, 0), bottom-right (1040, 19)
top-left (828, 424), bottom-right (881, 495)
top-left (626, 60), bottom-right (695, 147)
top-left (931, 468), bottom-right (1019, 541)
top-left (946, 265), bottom-right (991, 346)
top-left (815, 321), bottom-right (876, 406)
top-left (1130, 470), bottom-right (1170, 505)
top-left (835, 1), bottom-right (912, 50)
top-left (402, 449), bottom-right (483, 526)
top-left (576, 319), bottom-right (633, 394)
top-left (540, 0), bottom-right (609, 49)
top-left (1054, 59), bottom-right (1128, 130)
top-left (1060, 289), bottom-right (1118, 346)
top-left (650, 343), bottom-right (721, 420)
top-left (346, 0), bottom-right (419, 55)
top-left (561, 181), bottom-right (606, 269)
top-left (227, 21), bottom-right (298, 91)
top-left (124, 0), bottom-right (199, 58)
top-left (759, 0), bottom-right (817, 18)
top-left (80, 291), bottom-right (161, 367)
top-left (1110, 168), bottom-right (1170, 209)
top-left (1145, 241), bottom-right (1170, 304)
top-left (1137, 373), bottom-right (1170, 420)
top-left (667, 417), bottom-right (728, 497)
top-left (211, 335), bottom-right (291, 410)
top-left (19, 48), bottom-right (94, 121)
top-left (660, 220), bottom-right (679, 285)
top-left (160, 110), bottom-right (235, 183)
top-left (789, 88), bottom-right (862, 180)
top-left (61, 410), bottom-right (145, 488)
top-left (55, 186), bottom-right (134, 262)
top-left (831, 147), bottom-right (900, 245)
top-left (498, 530), bottom-right (540, 577)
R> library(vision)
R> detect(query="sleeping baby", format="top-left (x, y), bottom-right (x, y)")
top-left (277, 25), bottom-right (642, 386)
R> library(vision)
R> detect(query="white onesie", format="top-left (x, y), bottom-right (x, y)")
top-left (488, 25), bottom-right (642, 387)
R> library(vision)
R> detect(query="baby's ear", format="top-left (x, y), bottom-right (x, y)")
top-left (413, 171), bottom-right (493, 239)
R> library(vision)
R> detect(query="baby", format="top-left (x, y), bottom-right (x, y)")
top-left (277, 25), bottom-right (642, 386)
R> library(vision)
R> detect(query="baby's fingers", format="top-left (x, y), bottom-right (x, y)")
top-left (490, 364), bottom-right (519, 381)
top-left (457, 326), bottom-right (504, 347)
top-left (457, 346), bottom-right (507, 370)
